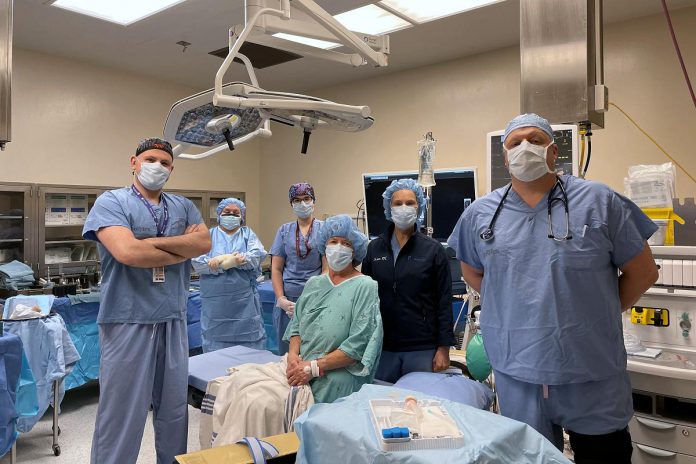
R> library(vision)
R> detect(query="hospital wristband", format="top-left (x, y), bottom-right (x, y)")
top-left (310, 360), bottom-right (320, 378)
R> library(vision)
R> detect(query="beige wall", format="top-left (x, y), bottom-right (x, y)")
top-left (1, 48), bottom-right (262, 229)
top-left (5, 6), bottom-right (696, 244)
top-left (258, 7), bottom-right (696, 245)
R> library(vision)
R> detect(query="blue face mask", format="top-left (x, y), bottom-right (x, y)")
top-left (292, 200), bottom-right (314, 219)
top-left (219, 214), bottom-right (241, 231)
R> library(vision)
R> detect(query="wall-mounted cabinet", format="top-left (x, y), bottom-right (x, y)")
top-left (38, 185), bottom-right (105, 277)
top-left (201, 191), bottom-right (246, 229)
top-left (0, 182), bottom-right (245, 278)
top-left (0, 183), bottom-right (33, 269)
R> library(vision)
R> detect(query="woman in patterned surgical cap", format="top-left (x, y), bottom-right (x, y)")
top-left (269, 183), bottom-right (326, 355)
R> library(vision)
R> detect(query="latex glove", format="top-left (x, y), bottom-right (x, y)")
top-left (220, 252), bottom-right (246, 270)
top-left (208, 255), bottom-right (226, 272)
top-left (277, 296), bottom-right (296, 317)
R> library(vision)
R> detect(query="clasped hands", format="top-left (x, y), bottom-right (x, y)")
top-left (286, 353), bottom-right (313, 386)
top-left (208, 252), bottom-right (247, 271)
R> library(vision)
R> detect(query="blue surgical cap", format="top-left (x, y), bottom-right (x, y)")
top-left (502, 113), bottom-right (554, 144)
top-left (317, 214), bottom-right (368, 262)
top-left (217, 197), bottom-right (246, 222)
top-left (382, 178), bottom-right (426, 225)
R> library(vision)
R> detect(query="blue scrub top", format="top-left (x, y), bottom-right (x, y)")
top-left (83, 187), bottom-right (203, 324)
top-left (449, 176), bottom-right (657, 384)
top-left (269, 220), bottom-right (323, 299)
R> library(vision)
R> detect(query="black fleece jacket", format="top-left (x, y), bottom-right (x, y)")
top-left (362, 224), bottom-right (455, 352)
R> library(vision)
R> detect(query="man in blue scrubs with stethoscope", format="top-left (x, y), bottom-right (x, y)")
top-left (83, 138), bottom-right (211, 464)
top-left (449, 114), bottom-right (659, 464)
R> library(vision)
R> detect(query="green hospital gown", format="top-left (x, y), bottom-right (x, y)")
top-left (284, 274), bottom-right (383, 403)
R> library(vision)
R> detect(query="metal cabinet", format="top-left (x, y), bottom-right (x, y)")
top-left (204, 191), bottom-right (246, 228)
top-left (0, 182), bottom-right (34, 269)
top-left (37, 185), bottom-right (107, 277)
top-left (627, 246), bottom-right (696, 464)
top-left (165, 190), bottom-right (246, 227)
top-left (0, 182), bottom-right (246, 279)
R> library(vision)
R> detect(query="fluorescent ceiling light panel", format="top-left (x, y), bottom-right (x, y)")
top-left (272, 33), bottom-right (340, 50)
top-left (51, 0), bottom-right (186, 26)
top-left (334, 4), bottom-right (411, 35)
top-left (379, 0), bottom-right (503, 23)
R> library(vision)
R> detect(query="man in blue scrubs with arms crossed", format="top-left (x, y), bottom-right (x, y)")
top-left (83, 138), bottom-right (211, 464)
top-left (450, 114), bottom-right (659, 464)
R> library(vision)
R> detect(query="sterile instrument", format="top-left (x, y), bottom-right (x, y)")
top-left (369, 397), bottom-right (464, 451)
top-left (164, 0), bottom-right (389, 159)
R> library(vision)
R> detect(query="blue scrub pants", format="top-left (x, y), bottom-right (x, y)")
top-left (91, 320), bottom-right (188, 464)
top-left (273, 295), bottom-right (298, 356)
top-left (494, 370), bottom-right (633, 462)
top-left (375, 349), bottom-right (436, 384)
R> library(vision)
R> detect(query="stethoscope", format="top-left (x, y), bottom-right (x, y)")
top-left (479, 177), bottom-right (573, 242)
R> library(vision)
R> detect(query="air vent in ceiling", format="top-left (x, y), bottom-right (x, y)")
top-left (209, 42), bottom-right (301, 69)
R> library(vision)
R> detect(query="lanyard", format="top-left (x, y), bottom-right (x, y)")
top-left (295, 220), bottom-right (313, 260)
top-left (131, 184), bottom-right (169, 237)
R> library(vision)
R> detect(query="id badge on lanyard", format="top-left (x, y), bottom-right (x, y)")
top-left (153, 267), bottom-right (165, 283)
top-left (132, 185), bottom-right (170, 283)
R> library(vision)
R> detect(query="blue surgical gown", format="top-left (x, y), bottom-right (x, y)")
top-left (192, 226), bottom-right (267, 352)
top-left (449, 176), bottom-right (656, 385)
top-left (82, 188), bottom-right (203, 324)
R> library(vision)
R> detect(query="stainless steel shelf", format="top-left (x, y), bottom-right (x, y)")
top-left (0, 238), bottom-right (22, 243)
top-left (0, 216), bottom-right (22, 219)
top-left (45, 240), bottom-right (89, 245)
top-left (651, 246), bottom-right (696, 258)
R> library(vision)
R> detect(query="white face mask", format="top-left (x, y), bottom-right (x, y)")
top-left (505, 140), bottom-right (553, 182)
top-left (137, 161), bottom-right (171, 191)
top-left (391, 205), bottom-right (418, 230)
top-left (292, 200), bottom-right (314, 219)
top-left (325, 243), bottom-right (354, 272)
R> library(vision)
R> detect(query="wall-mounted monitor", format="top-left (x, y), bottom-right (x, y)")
top-left (486, 124), bottom-right (578, 193)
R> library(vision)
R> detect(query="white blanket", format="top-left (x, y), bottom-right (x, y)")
top-left (199, 356), bottom-right (314, 449)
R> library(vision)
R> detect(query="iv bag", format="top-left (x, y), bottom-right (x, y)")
top-left (417, 136), bottom-right (436, 187)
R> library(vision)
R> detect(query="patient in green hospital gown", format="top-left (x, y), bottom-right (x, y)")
top-left (283, 214), bottom-right (383, 403)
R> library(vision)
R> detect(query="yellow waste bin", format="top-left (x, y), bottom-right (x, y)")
top-left (641, 208), bottom-right (685, 246)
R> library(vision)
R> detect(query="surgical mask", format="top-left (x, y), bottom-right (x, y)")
top-left (391, 205), bottom-right (417, 230)
top-left (137, 161), bottom-right (171, 191)
top-left (506, 140), bottom-right (553, 182)
top-left (292, 200), bottom-right (314, 219)
top-left (325, 244), bottom-right (353, 272)
top-left (219, 214), bottom-right (241, 230)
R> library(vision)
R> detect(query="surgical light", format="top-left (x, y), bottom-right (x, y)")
top-left (334, 4), bottom-right (412, 36)
top-left (378, 0), bottom-right (504, 24)
top-left (272, 33), bottom-right (340, 50)
top-left (164, 0), bottom-right (389, 159)
top-left (51, 0), bottom-right (186, 26)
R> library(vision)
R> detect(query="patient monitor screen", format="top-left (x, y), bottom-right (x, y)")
top-left (362, 169), bottom-right (477, 242)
